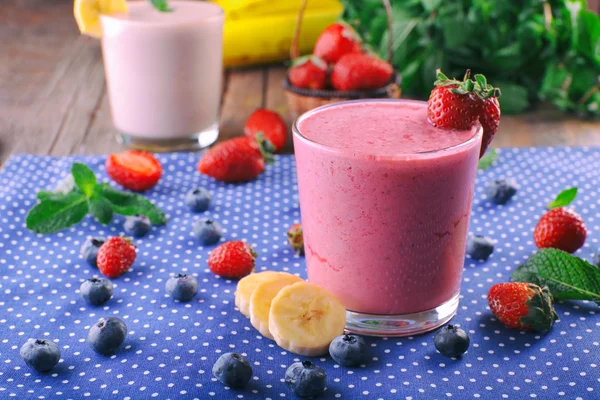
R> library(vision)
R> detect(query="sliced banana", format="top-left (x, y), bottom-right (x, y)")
top-left (249, 273), bottom-right (303, 339)
top-left (269, 281), bottom-right (346, 356)
top-left (234, 271), bottom-right (283, 317)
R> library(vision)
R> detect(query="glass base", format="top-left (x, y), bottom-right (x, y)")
top-left (345, 292), bottom-right (460, 337)
top-left (118, 123), bottom-right (219, 152)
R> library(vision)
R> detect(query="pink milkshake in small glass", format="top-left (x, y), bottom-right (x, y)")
top-left (100, 1), bottom-right (224, 151)
top-left (293, 99), bottom-right (482, 336)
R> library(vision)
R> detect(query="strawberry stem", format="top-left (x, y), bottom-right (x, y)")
top-left (435, 68), bottom-right (501, 100)
top-left (255, 133), bottom-right (275, 164)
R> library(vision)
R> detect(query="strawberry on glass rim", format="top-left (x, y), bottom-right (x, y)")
top-left (427, 69), bottom-right (501, 158)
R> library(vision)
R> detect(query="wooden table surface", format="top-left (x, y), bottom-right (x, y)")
top-left (2, 0), bottom-right (600, 164)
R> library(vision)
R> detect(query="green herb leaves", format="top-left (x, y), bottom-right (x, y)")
top-left (478, 148), bottom-right (498, 170)
top-left (149, 0), bottom-right (172, 12)
top-left (548, 187), bottom-right (578, 209)
top-left (512, 249), bottom-right (600, 306)
top-left (26, 163), bottom-right (167, 234)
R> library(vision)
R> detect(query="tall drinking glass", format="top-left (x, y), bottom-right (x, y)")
top-left (293, 99), bottom-right (482, 336)
top-left (100, 1), bottom-right (224, 151)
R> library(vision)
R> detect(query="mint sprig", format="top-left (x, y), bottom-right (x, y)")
top-left (478, 148), bottom-right (497, 170)
top-left (511, 248), bottom-right (600, 306)
top-left (547, 187), bottom-right (578, 209)
top-left (149, 0), bottom-right (172, 12)
top-left (26, 163), bottom-right (167, 234)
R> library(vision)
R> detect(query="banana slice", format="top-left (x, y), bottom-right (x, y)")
top-left (249, 273), bottom-right (303, 339)
top-left (269, 281), bottom-right (346, 356)
top-left (235, 271), bottom-right (282, 317)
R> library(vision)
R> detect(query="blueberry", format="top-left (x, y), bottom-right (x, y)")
top-left (166, 274), bottom-right (198, 302)
top-left (20, 339), bottom-right (61, 372)
top-left (80, 278), bottom-right (113, 305)
top-left (486, 178), bottom-right (518, 205)
top-left (193, 219), bottom-right (223, 245)
top-left (185, 188), bottom-right (212, 212)
top-left (329, 334), bottom-right (368, 367)
top-left (594, 250), bottom-right (600, 267)
top-left (123, 214), bottom-right (152, 238)
top-left (466, 235), bottom-right (494, 261)
top-left (212, 352), bottom-right (253, 388)
top-left (87, 317), bottom-right (127, 355)
top-left (80, 237), bottom-right (105, 268)
top-left (434, 324), bottom-right (470, 358)
top-left (285, 361), bottom-right (326, 398)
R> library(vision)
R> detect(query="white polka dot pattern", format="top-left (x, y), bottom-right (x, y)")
top-left (0, 149), bottom-right (598, 399)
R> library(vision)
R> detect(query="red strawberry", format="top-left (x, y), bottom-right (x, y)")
top-left (287, 223), bottom-right (304, 256)
top-left (197, 136), bottom-right (274, 183)
top-left (97, 237), bottom-right (137, 279)
top-left (427, 70), bottom-right (501, 158)
top-left (330, 53), bottom-right (394, 91)
top-left (208, 241), bottom-right (256, 279)
top-left (106, 150), bottom-right (162, 192)
top-left (534, 207), bottom-right (587, 253)
top-left (488, 282), bottom-right (557, 332)
top-left (313, 22), bottom-right (362, 64)
top-left (288, 56), bottom-right (328, 90)
top-left (244, 109), bottom-right (287, 152)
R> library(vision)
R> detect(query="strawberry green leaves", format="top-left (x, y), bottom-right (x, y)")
top-left (26, 163), bottom-right (167, 234)
top-left (547, 187), bottom-right (578, 209)
top-left (511, 249), bottom-right (600, 306)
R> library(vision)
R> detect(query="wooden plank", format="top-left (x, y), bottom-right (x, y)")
top-left (77, 92), bottom-right (126, 155)
top-left (265, 66), bottom-right (294, 153)
top-left (219, 68), bottom-right (266, 141)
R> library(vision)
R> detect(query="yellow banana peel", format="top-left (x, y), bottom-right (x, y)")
top-left (210, 0), bottom-right (343, 67)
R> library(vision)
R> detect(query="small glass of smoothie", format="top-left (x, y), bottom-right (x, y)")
top-left (100, 1), bottom-right (224, 151)
top-left (293, 99), bottom-right (482, 336)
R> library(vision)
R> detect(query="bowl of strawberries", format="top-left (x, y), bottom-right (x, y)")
top-left (283, 0), bottom-right (400, 120)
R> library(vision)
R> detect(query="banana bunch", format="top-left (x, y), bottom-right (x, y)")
top-left (235, 271), bottom-right (346, 356)
top-left (209, 0), bottom-right (343, 67)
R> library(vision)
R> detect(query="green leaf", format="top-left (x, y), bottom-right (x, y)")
top-left (421, 0), bottom-right (441, 13)
top-left (149, 0), bottom-right (172, 12)
top-left (71, 163), bottom-right (97, 197)
top-left (96, 183), bottom-right (167, 225)
top-left (547, 187), bottom-right (578, 209)
top-left (88, 194), bottom-right (113, 225)
top-left (496, 83), bottom-right (530, 114)
top-left (511, 248), bottom-right (600, 305)
top-left (26, 191), bottom-right (89, 234)
top-left (478, 148), bottom-right (498, 170)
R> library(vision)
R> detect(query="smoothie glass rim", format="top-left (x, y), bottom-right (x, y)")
top-left (292, 99), bottom-right (483, 159)
top-left (100, 1), bottom-right (224, 27)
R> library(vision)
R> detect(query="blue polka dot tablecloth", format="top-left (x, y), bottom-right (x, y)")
top-left (0, 148), bottom-right (599, 400)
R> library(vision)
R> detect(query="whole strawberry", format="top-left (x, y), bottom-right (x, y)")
top-left (97, 237), bottom-right (136, 279)
top-left (488, 282), bottom-right (557, 332)
top-left (287, 223), bottom-right (304, 256)
top-left (244, 109), bottom-right (287, 152)
top-left (198, 136), bottom-right (274, 183)
top-left (208, 241), bottom-right (256, 279)
top-left (427, 70), bottom-right (501, 157)
top-left (313, 22), bottom-right (362, 64)
top-left (288, 56), bottom-right (328, 90)
top-left (330, 53), bottom-right (394, 91)
top-left (534, 207), bottom-right (586, 253)
top-left (106, 150), bottom-right (162, 192)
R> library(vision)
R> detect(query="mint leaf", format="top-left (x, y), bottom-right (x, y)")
top-left (478, 148), bottom-right (498, 170)
top-left (71, 163), bottom-right (97, 197)
top-left (88, 194), bottom-right (113, 225)
top-left (548, 187), bottom-right (578, 209)
top-left (512, 248), bottom-right (600, 305)
top-left (26, 191), bottom-right (89, 234)
top-left (149, 0), bottom-right (172, 12)
top-left (96, 183), bottom-right (167, 225)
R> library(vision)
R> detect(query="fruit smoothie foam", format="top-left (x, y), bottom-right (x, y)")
top-left (293, 100), bottom-right (482, 315)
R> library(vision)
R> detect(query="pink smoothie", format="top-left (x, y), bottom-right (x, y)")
top-left (100, 1), bottom-right (223, 140)
top-left (293, 100), bottom-right (482, 315)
